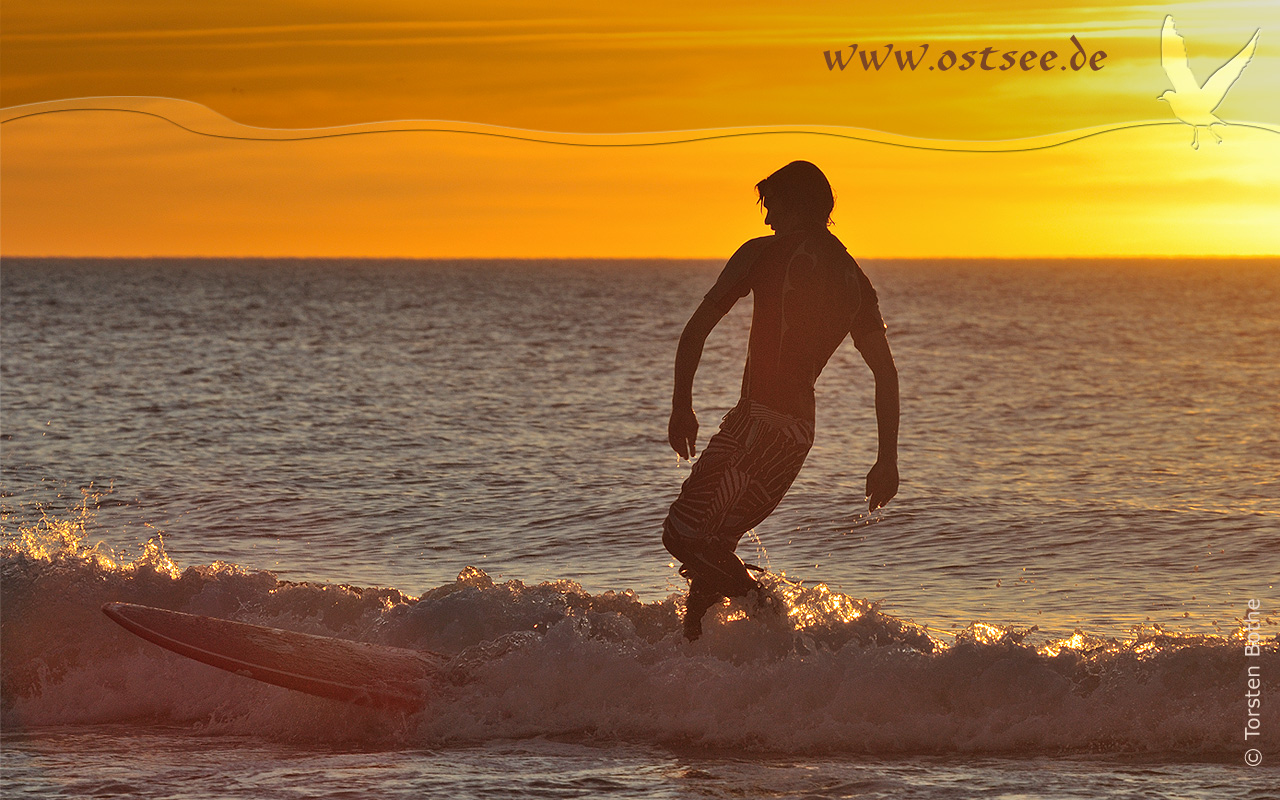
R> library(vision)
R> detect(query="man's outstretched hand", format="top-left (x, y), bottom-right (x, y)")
top-left (668, 408), bottom-right (699, 459)
top-left (865, 459), bottom-right (898, 511)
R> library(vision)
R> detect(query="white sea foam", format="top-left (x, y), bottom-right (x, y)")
top-left (3, 517), bottom-right (1273, 756)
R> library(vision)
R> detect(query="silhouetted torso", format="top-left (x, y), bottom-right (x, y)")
top-left (704, 229), bottom-right (885, 421)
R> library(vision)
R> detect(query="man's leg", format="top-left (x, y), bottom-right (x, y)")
top-left (663, 528), bottom-right (757, 598)
top-left (664, 529), bottom-right (764, 640)
top-left (662, 405), bottom-right (755, 638)
top-left (662, 401), bottom-right (813, 639)
top-left (681, 573), bottom-right (725, 641)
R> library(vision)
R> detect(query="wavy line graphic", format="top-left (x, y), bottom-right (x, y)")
top-left (3, 96), bottom-right (1278, 152)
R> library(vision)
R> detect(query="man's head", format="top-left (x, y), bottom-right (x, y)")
top-left (756, 161), bottom-right (835, 233)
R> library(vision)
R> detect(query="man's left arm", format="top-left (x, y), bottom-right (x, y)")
top-left (855, 329), bottom-right (899, 510)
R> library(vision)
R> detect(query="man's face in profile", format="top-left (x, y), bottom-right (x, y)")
top-left (763, 199), bottom-right (801, 234)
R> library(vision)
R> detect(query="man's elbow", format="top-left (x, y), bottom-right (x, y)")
top-left (856, 333), bottom-right (897, 380)
top-left (682, 302), bottom-right (723, 344)
top-left (873, 360), bottom-right (898, 385)
top-left (678, 321), bottom-right (707, 353)
top-left (873, 347), bottom-right (897, 377)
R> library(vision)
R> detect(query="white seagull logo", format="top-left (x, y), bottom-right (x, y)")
top-left (1158, 15), bottom-right (1260, 149)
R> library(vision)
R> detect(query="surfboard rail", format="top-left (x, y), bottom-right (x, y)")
top-left (103, 602), bottom-right (443, 712)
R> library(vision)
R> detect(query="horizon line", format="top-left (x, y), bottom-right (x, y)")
top-left (5, 254), bottom-right (1278, 262)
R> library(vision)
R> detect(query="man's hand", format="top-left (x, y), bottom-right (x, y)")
top-left (865, 459), bottom-right (898, 511)
top-left (668, 408), bottom-right (699, 459)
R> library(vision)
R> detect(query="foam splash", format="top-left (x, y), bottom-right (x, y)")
top-left (2, 487), bottom-right (179, 576)
top-left (2, 504), bottom-right (1275, 755)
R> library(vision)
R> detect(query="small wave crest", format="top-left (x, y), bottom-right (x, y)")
top-left (2, 502), bottom-right (1274, 755)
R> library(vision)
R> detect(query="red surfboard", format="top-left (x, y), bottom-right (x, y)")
top-left (103, 602), bottom-right (444, 711)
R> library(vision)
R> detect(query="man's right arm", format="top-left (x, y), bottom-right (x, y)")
top-left (668, 238), bottom-right (765, 458)
top-left (669, 298), bottom-right (731, 459)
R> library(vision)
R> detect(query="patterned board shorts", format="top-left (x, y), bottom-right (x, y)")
top-left (663, 399), bottom-right (815, 551)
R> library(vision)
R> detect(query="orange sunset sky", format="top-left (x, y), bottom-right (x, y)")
top-left (2, 0), bottom-right (1278, 257)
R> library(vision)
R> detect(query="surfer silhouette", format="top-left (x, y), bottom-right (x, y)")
top-left (662, 161), bottom-right (900, 640)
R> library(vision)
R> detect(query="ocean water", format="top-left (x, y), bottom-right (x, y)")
top-left (2, 257), bottom-right (1278, 798)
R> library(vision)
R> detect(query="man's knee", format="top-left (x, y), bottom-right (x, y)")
top-left (662, 522), bottom-right (693, 563)
top-left (663, 527), bottom-right (757, 598)
top-left (663, 521), bottom-right (716, 579)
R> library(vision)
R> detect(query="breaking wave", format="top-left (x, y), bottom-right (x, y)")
top-left (2, 500), bottom-right (1274, 756)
